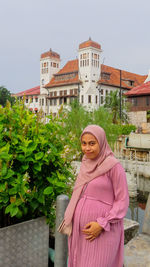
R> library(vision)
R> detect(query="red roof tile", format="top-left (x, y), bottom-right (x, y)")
top-left (125, 81), bottom-right (150, 96)
top-left (79, 39), bottom-right (101, 50)
top-left (99, 65), bottom-right (147, 90)
top-left (45, 59), bottom-right (80, 88)
top-left (14, 86), bottom-right (40, 96)
top-left (41, 49), bottom-right (60, 59)
top-left (57, 59), bottom-right (78, 74)
top-left (45, 60), bottom-right (146, 90)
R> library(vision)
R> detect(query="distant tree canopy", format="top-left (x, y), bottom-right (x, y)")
top-left (0, 86), bottom-right (15, 107)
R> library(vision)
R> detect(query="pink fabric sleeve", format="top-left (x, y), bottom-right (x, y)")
top-left (96, 163), bottom-right (129, 231)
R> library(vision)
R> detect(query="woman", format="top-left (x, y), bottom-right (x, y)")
top-left (58, 125), bottom-right (129, 267)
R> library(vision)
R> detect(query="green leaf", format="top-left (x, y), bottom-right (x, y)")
top-left (0, 152), bottom-right (10, 160)
top-left (9, 187), bottom-right (17, 195)
top-left (4, 169), bottom-right (14, 179)
top-left (3, 196), bottom-right (9, 204)
top-left (10, 206), bottom-right (19, 217)
top-left (0, 183), bottom-right (5, 192)
top-left (27, 142), bottom-right (37, 151)
top-left (5, 204), bottom-right (12, 214)
top-left (23, 206), bottom-right (28, 215)
top-left (37, 194), bottom-right (45, 204)
top-left (16, 209), bottom-right (23, 219)
top-left (35, 152), bottom-right (44, 160)
top-left (17, 154), bottom-right (25, 162)
top-left (33, 163), bottom-right (41, 171)
top-left (30, 201), bottom-right (39, 210)
top-left (44, 186), bottom-right (53, 195)
top-left (20, 164), bottom-right (29, 172)
top-left (2, 164), bottom-right (7, 176)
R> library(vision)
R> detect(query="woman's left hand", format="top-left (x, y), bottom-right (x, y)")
top-left (82, 221), bottom-right (103, 241)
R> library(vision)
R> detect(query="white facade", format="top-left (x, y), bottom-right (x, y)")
top-left (48, 85), bottom-right (78, 114)
top-left (22, 95), bottom-right (48, 114)
top-left (78, 44), bottom-right (102, 110)
top-left (40, 51), bottom-right (60, 95)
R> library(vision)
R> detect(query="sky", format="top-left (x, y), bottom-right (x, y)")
top-left (0, 0), bottom-right (150, 93)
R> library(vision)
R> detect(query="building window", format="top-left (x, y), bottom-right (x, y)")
top-left (70, 89), bottom-right (73, 95)
top-left (95, 95), bottom-right (98, 104)
top-left (130, 81), bottom-right (134, 86)
top-left (74, 89), bottom-right (78, 95)
top-left (54, 91), bottom-right (57, 97)
top-left (42, 99), bottom-right (44, 106)
top-left (41, 62), bottom-right (48, 74)
top-left (39, 99), bottom-right (41, 106)
top-left (81, 95), bottom-right (84, 103)
top-left (31, 98), bottom-right (33, 103)
top-left (35, 98), bottom-right (38, 103)
top-left (64, 90), bottom-right (67, 96)
top-left (26, 98), bottom-right (28, 103)
top-left (146, 97), bottom-right (149, 106)
top-left (88, 95), bottom-right (91, 103)
top-left (101, 72), bottom-right (111, 80)
top-left (92, 53), bottom-right (99, 68)
top-left (101, 96), bottom-right (103, 104)
top-left (54, 99), bottom-right (57, 106)
top-left (132, 98), bottom-right (138, 106)
top-left (80, 53), bottom-right (89, 67)
top-left (59, 98), bottom-right (63, 105)
top-left (64, 97), bottom-right (67, 104)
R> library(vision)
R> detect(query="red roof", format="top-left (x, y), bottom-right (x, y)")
top-left (15, 86), bottom-right (40, 96)
top-left (45, 59), bottom-right (146, 90)
top-left (79, 39), bottom-right (101, 50)
top-left (125, 81), bottom-right (150, 96)
top-left (45, 59), bottom-right (80, 88)
top-left (41, 49), bottom-right (60, 59)
top-left (99, 65), bottom-right (147, 89)
top-left (57, 59), bottom-right (78, 74)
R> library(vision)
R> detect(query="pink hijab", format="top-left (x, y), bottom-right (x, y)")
top-left (58, 125), bottom-right (119, 235)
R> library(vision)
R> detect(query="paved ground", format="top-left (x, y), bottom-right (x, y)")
top-left (124, 234), bottom-right (150, 267)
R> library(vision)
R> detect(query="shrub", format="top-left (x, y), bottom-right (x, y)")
top-left (0, 101), bottom-right (73, 228)
top-left (61, 101), bottom-right (121, 157)
top-left (117, 124), bottom-right (136, 135)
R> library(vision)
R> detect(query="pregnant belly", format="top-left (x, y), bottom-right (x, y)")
top-left (73, 197), bottom-right (112, 229)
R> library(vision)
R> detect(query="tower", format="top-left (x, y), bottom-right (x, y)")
top-left (40, 49), bottom-right (60, 94)
top-left (78, 38), bottom-right (102, 108)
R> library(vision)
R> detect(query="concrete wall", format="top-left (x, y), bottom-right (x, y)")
top-left (128, 111), bottom-right (147, 127)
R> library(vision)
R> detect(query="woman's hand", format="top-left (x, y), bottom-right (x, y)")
top-left (82, 221), bottom-right (103, 241)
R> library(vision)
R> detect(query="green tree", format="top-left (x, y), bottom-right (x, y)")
top-left (0, 86), bottom-right (15, 107)
top-left (61, 100), bottom-right (120, 158)
top-left (104, 90), bottom-right (129, 124)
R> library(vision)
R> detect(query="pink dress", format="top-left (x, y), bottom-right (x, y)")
top-left (68, 163), bottom-right (129, 267)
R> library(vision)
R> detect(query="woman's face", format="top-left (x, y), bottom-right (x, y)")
top-left (81, 133), bottom-right (100, 159)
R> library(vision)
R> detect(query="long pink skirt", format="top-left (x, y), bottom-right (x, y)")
top-left (68, 197), bottom-right (124, 267)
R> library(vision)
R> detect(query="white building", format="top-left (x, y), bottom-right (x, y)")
top-left (15, 38), bottom-right (147, 115)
